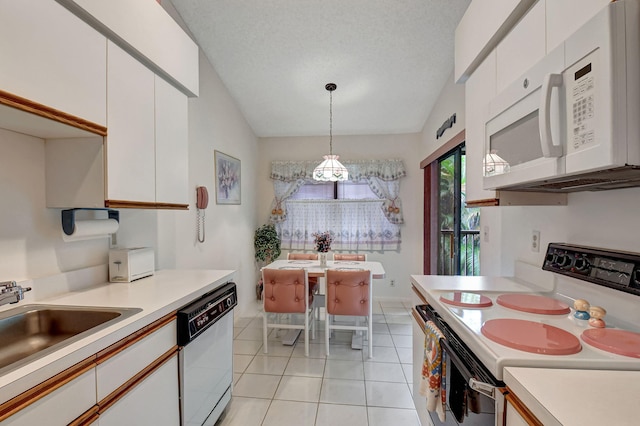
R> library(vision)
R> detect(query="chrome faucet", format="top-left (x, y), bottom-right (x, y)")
top-left (0, 281), bottom-right (32, 306)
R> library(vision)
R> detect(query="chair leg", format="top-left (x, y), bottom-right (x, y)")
top-left (263, 312), bottom-right (269, 354)
top-left (368, 315), bottom-right (373, 359)
top-left (304, 309), bottom-right (310, 357)
top-left (325, 313), bottom-right (331, 356)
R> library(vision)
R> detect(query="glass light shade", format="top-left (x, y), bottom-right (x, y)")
top-left (483, 151), bottom-right (510, 176)
top-left (313, 155), bottom-right (349, 181)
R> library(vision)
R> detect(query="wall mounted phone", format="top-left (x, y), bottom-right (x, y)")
top-left (196, 186), bottom-right (208, 243)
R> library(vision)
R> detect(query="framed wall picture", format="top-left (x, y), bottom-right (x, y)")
top-left (214, 150), bottom-right (241, 204)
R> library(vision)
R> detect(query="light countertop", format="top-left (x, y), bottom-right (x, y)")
top-left (504, 366), bottom-right (640, 426)
top-left (0, 269), bottom-right (235, 405)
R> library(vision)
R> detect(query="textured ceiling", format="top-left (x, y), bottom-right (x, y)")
top-left (170, 0), bottom-right (471, 137)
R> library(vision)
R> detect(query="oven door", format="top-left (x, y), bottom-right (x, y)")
top-left (412, 302), bottom-right (505, 426)
top-left (179, 312), bottom-right (233, 426)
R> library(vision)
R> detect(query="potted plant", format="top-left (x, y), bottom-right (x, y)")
top-left (254, 224), bottom-right (281, 299)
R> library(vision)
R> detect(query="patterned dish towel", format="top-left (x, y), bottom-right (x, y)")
top-left (419, 320), bottom-right (446, 422)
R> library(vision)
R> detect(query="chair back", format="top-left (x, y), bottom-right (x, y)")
top-left (287, 252), bottom-right (319, 260)
top-left (325, 269), bottom-right (372, 317)
top-left (333, 253), bottom-right (367, 261)
top-left (262, 268), bottom-right (309, 314)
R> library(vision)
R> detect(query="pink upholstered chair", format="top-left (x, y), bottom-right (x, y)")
top-left (262, 268), bottom-right (316, 356)
top-left (287, 253), bottom-right (319, 261)
top-left (287, 252), bottom-right (320, 293)
top-left (324, 269), bottom-right (373, 358)
top-left (333, 253), bottom-right (367, 261)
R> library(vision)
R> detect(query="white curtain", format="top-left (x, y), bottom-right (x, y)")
top-left (278, 200), bottom-right (401, 251)
top-left (270, 159), bottom-right (406, 251)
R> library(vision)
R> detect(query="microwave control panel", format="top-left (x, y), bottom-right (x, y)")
top-left (566, 54), bottom-right (596, 154)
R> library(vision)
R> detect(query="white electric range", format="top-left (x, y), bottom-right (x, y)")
top-left (411, 243), bottom-right (640, 426)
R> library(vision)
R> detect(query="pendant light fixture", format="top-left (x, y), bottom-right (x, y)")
top-left (313, 83), bottom-right (349, 181)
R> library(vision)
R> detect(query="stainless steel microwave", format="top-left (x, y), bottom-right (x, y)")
top-left (483, 0), bottom-right (640, 192)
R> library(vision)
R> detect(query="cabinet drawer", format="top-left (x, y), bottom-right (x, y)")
top-left (0, 369), bottom-right (96, 426)
top-left (96, 317), bottom-right (176, 401)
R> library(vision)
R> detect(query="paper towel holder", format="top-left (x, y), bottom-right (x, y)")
top-left (62, 208), bottom-right (119, 236)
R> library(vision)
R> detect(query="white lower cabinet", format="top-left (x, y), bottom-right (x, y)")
top-left (97, 354), bottom-right (180, 426)
top-left (504, 391), bottom-right (542, 426)
top-left (0, 368), bottom-right (96, 426)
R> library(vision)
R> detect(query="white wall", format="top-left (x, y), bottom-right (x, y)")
top-left (257, 134), bottom-right (422, 300)
top-left (487, 188), bottom-right (640, 276)
top-left (420, 72), bottom-right (466, 158)
top-left (0, 129), bottom-right (110, 282)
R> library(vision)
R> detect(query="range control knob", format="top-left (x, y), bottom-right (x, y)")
top-left (556, 254), bottom-right (572, 267)
top-left (573, 257), bottom-right (590, 272)
top-left (226, 297), bottom-right (233, 307)
top-left (545, 253), bottom-right (557, 264)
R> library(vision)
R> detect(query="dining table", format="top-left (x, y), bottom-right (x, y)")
top-left (261, 258), bottom-right (386, 349)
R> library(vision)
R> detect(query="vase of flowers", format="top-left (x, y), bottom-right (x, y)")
top-left (313, 231), bottom-right (332, 266)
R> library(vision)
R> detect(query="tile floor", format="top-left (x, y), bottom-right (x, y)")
top-left (219, 300), bottom-right (418, 426)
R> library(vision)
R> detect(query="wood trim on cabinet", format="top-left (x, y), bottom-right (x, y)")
top-left (420, 129), bottom-right (466, 169)
top-left (0, 89), bottom-right (107, 136)
top-left (466, 198), bottom-right (500, 207)
top-left (104, 200), bottom-right (189, 210)
top-left (69, 405), bottom-right (100, 426)
top-left (504, 387), bottom-right (544, 426)
top-left (97, 347), bottom-right (178, 413)
top-left (0, 356), bottom-right (96, 422)
top-left (411, 285), bottom-right (429, 305)
top-left (411, 308), bottom-right (426, 333)
top-left (96, 312), bottom-right (176, 365)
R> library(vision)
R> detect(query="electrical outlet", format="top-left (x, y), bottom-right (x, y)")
top-left (531, 230), bottom-right (540, 252)
top-left (390, 280), bottom-right (396, 287)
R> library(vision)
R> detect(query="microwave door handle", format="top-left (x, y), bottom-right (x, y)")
top-left (539, 73), bottom-right (564, 158)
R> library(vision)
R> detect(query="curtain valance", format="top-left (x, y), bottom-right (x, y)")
top-left (270, 159), bottom-right (407, 182)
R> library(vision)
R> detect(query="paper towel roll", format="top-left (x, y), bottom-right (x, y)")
top-left (62, 219), bottom-right (119, 242)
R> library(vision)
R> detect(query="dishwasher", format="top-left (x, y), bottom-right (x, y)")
top-left (177, 281), bottom-right (237, 426)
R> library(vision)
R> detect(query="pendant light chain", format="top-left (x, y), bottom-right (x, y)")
top-left (329, 88), bottom-right (333, 156)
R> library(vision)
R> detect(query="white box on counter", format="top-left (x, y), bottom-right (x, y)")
top-left (109, 247), bottom-right (155, 282)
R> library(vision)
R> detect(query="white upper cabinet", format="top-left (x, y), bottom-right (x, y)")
top-left (496, 0), bottom-right (546, 93)
top-left (465, 51), bottom-right (498, 204)
top-left (455, 0), bottom-right (537, 82)
top-left (57, 0), bottom-right (199, 97)
top-left (106, 41), bottom-right (156, 204)
top-left (155, 77), bottom-right (189, 206)
top-left (0, 0), bottom-right (106, 125)
top-left (546, 0), bottom-right (611, 52)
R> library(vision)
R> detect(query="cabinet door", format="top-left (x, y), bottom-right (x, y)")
top-left (0, 369), bottom-right (96, 426)
top-left (0, 0), bottom-right (106, 125)
top-left (465, 51), bottom-right (498, 203)
top-left (155, 76), bottom-right (189, 205)
top-left (546, 0), bottom-right (610, 52)
top-left (496, 0), bottom-right (545, 94)
top-left (106, 41), bottom-right (155, 203)
top-left (97, 354), bottom-right (180, 426)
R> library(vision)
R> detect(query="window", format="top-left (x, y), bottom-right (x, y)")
top-left (290, 181), bottom-right (377, 200)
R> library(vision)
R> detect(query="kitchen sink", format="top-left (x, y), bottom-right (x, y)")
top-left (0, 304), bottom-right (142, 375)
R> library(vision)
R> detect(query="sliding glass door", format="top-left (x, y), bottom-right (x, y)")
top-left (437, 144), bottom-right (480, 275)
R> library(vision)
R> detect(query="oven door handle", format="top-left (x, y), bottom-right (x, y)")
top-left (442, 339), bottom-right (498, 400)
top-left (469, 378), bottom-right (496, 399)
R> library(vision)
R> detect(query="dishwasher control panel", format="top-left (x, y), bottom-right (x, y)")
top-left (177, 281), bottom-right (237, 346)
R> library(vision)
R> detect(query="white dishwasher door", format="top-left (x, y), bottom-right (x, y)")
top-left (181, 312), bottom-right (233, 426)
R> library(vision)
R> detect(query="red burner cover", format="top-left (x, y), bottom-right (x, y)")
top-left (496, 294), bottom-right (570, 315)
top-left (481, 319), bottom-right (582, 355)
top-left (439, 292), bottom-right (493, 308)
top-left (581, 329), bottom-right (640, 358)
